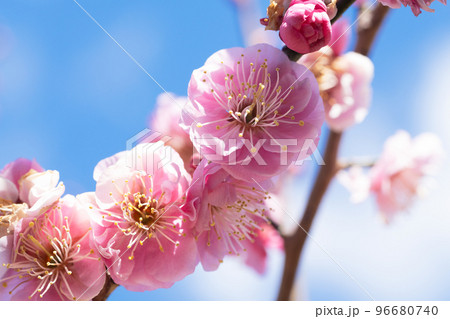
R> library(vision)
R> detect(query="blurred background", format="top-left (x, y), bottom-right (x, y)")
top-left (0, 0), bottom-right (449, 300)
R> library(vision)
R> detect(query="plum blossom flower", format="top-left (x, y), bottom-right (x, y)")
top-left (0, 159), bottom-right (65, 238)
top-left (369, 131), bottom-right (444, 220)
top-left (149, 93), bottom-right (194, 172)
top-left (182, 159), bottom-right (280, 273)
top-left (84, 142), bottom-right (198, 291)
top-left (181, 43), bottom-right (324, 181)
top-left (279, 0), bottom-right (332, 54)
top-left (339, 131), bottom-right (444, 221)
top-left (300, 20), bottom-right (374, 132)
top-left (0, 195), bottom-right (105, 300)
top-left (378, 0), bottom-right (446, 16)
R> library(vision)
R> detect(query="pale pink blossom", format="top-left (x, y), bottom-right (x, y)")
top-left (378, 0), bottom-right (446, 16)
top-left (182, 159), bottom-right (280, 274)
top-left (279, 0), bottom-right (332, 54)
top-left (85, 142), bottom-right (198, 291)
top-left (300, 20), bottom-right (374, 132)
top-left (181, 43), bottom-right (324, 181)
top-left (0, 195), bottom-right (106, 300)
top-left (0, 159), bottom-right (65, 237)
top-left (338, 131), bottom-right (444, 221)
top-left (149, 93), bottom-right (194, 171)
top-left (369, 131), bottom-right (444, 220)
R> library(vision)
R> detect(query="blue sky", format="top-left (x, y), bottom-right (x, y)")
top-left (0, 0), bottom-right (449, 300)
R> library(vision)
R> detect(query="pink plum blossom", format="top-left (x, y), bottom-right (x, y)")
top-left (369, 131), bottom-right (444, 220)
top-left (300, 21), bottom-right (374, 132)
top-left (181, 43), bottom-right (324, 181)
top-left (279, 0), bottom-right (332, 54)
top-left (0, 195), bottom-right (106, 300)
top-left (0, 158), bottom-right (65, 237)
top-left (182, 159), bottom-right (280, 274)
top-left (378, 0), bottom-right (446, 16)
top-left (149, 93), bottom-right (195, 172)
top-left (339, 131), bottom-right (444, 221)
top-left (84, 142), bottom-right (198, 291)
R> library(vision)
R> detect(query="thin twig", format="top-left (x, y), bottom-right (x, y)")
top-left (277, 3), bottom-right (390, 301)
top-left (277, 131), bottom-right (342, 301)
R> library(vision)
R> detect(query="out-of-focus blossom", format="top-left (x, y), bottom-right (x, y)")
top-left (0, 195), bottom-right (105, 300)
top-left (337, 166), bottom-right (371, 203)
top-left (279, 0), bottom-right (332, 54)
top-left (328, 19), bottom-right (350, 57)
top-left (181, 43), bottom-right (324, 181)
top-left (84, 142), bottom-right (198, 292)
top-left (182, 159), bottom-right (280, 274)
top-left (378, 0), bottom-right (446, 16)
top-left (339, 131), bottom-right (444, 221)
top-left (0, 159), bottom-right (65, 237)
top-left (369, 131), bottom-right (444, 220)
top-left (149, 93), bottom-right (194, 172)
top-left (300, 20), bottom-right (374, 132)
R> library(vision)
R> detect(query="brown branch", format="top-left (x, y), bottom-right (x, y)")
top-left (277, 131), bottom-right (342, 301)
top-left (354, 3), bottom-right (390, 56)
top-left (277, 3), bottom-right (390, 301)
top-left (92, 275), bottom-right (118, 301)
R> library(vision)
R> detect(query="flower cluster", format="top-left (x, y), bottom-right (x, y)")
top-left (0, 31), bottom-right (443, 301)
top-left (260, 0), bottom-right (446, 56)
top-left (2, 43), bottom-right (323, 299)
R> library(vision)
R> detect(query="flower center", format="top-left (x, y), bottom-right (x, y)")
top-left (197, 51), bottom-right (306, 149)
top-left (203, 185), bottom-right (270, 260)
top-left (0, 208), bottom-right (95, 300)
top-left (100, 175), bottom-right (184, 261)
top-left (126, 193), bottom-right (159, 227)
